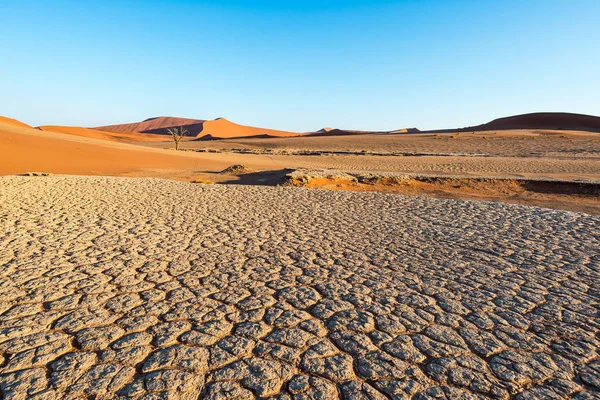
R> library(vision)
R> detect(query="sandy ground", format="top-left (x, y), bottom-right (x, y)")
top-left (142, 130), bottom-right (600, 158)
top-left (290, 175), bottom-right (600, 215)
top-left (0, 176), bottom-right (598, 399)
top-left (267, 154), bottom-right (599, 181)
top-left (138, 130), bottom-right (600, 181)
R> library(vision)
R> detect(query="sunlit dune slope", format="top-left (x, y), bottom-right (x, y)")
top-left (197, 118), bottom-right (300, 139)
top-left (38, 125), bottom-right (169, 142)
top-left (0, 120), bottom-right (278, 176)
top-left (0, 116), bottom-right (32, 129)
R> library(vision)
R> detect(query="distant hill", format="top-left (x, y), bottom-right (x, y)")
top-left (307, 128), bottom-right (375, 137)
top-left (428, 112), bottom-right (600, 133)
top-left (309, 127), bottom-right (420, 136)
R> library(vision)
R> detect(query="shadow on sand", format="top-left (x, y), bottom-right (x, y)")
top-left (219, 169), bottom-right (293, 186)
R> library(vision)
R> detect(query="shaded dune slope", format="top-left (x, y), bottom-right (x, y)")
top-left (477, 112), bottom-right (600, 132)
top-left (427, 112), bottom-right (600, 133)
top-left (96, 116), bottom-right (205, 135)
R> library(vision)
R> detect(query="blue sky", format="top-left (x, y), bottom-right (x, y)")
top-left (1, 0), bottom-right (599, 131)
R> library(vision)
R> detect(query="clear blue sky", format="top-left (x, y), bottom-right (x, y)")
top-left (1, 0), bottom-right (599, 131)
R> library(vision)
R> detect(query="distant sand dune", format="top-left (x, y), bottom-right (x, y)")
top-left (198, 118), bottom-right (299, 140)
top-left (96, 116), bottom-right (301, 139)
top-left (96, 116), bottom-right (206, 134)
top-left (478, 112), bottom-right (600, 131)
top-left (427, 112), bottom-right (600, 133)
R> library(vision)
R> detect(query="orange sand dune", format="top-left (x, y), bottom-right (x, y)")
top-left (0, 121), bottom-right (279, 177)
top-left (426, 112), bottom-right (600, 133)
top-left (96, 116), bottom-right (205, 135)
top-left (198, 118), bottom-right (300, 139)
top-left (0, 116), bottom-right (32, 128)
top-left (391, 128), bottom-right (421, 134)
top-left (98, 116), bottom-right (301, 139)
top-left (39, 125), bottom-right (169, 142)
top-left (475, 112), bottom-right (600, 132)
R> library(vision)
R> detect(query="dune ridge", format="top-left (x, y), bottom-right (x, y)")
top-left (0, 116), bottom-right (32, 129)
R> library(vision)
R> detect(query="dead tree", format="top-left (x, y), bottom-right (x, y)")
top-left (167, 127), bottom-right (188, 150)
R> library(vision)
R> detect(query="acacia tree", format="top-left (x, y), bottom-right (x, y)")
top-left (167, 126), bottom-right (188, 150)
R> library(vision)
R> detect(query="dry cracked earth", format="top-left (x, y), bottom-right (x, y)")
top-left (0, 176), bottom-right (598, 400)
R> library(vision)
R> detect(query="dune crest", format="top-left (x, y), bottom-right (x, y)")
top-left (0, 116), bottom-right (32, 129)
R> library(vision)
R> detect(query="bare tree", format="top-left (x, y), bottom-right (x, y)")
top-left (167, 127), bottom-right (188, 150)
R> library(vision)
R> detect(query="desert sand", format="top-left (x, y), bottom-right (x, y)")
top-left (2, 117), bottom-right (599, 214)
top-left (1, 110), bottom-right (600, 399)
top-left (146, 129), bottom-right (600, 158)
top-left (0, 176), bottom-right (598, 399)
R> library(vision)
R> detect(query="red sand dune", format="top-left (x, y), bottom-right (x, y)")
top-left (198, 118), bottom-right (299, 140)
top-left (38, 126), bottom-right (169, 142)
top-left (474, 112), bottom-right (600, 132)
top-left (96, 116), bottom-right (301, 139)
top-left (0, 117), bottom-right (279, 176)
top-left (0, 116), bottom-right (32, 129)
top-left (96, 116), bottom-right (206, 134)
top-left (424, 112), bottom-right (600, 133)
